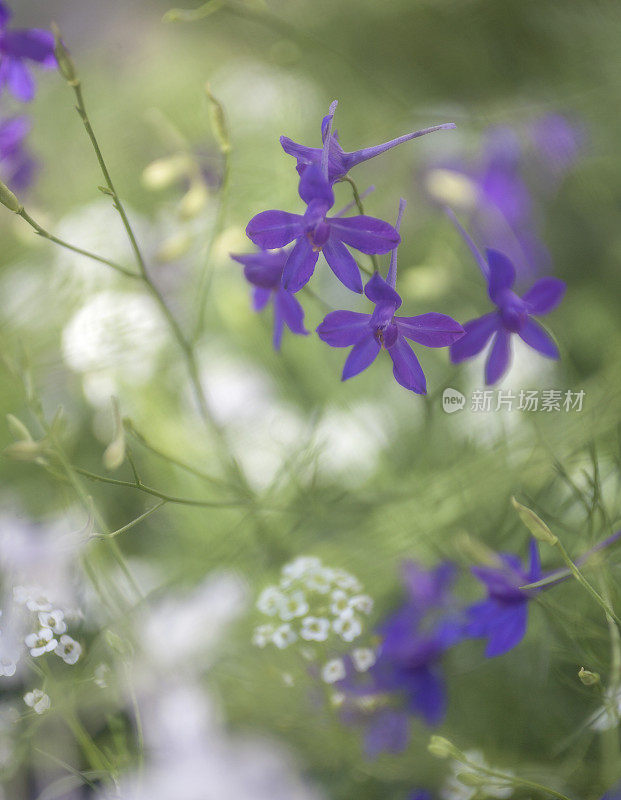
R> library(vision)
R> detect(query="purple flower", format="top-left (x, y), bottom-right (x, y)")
top-left (0, 2), bottom-right (55, 102)
top-left (281, 101), bottom-right (455, 184)
top-left (230, 249), bottom-right (308, 350)
top-left (409, 792), bottom-right (433, 800)
top-left (449, 246), bottom-right (565, 384)
top-left (337, 562), bottom-right (465, 757)
top-left (0, 115), bottom-right (36, 191)
top-left (246, 162), bottom-right (400, 294)
top-left (317, 201), bottom-right (464, 393)
top-left (466, 540), bottom-right (543, 657)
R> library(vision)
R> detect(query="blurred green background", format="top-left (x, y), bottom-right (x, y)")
top-left (1, 1), bottom-right (621, 798)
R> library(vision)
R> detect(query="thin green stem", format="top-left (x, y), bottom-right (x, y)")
top-left (459, 753), bottom-right (574, 800)
top-left (74, 466), bottom-right (252, 508)
top-left (341, 176), bottom-right (377, 274)
top-left (554, 540), bottom-right (621, 627)
top-left (98, 500), bottom-right (168, 539)
top-left (16, 208), bottom-right (139, 279)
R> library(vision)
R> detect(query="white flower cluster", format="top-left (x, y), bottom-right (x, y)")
top-left (1, 586), bottom-right (84, 715)
top-left (441, 750), bottom-right (514, 800)
top-left (253, 557), bottom-right (377, 683)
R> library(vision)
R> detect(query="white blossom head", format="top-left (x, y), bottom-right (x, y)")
top-left (38, 609), bottom-right (67, 635)
top-left (24, 689), bottom-right (50, 715)
top-left (25, 628), bottom-right (57, 658)
top-left (56, 635), bottom-right (82, 665)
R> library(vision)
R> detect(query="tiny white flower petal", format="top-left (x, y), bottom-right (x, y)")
top-left (278, 590), bottom-right (309, 621)
top-left (350, 594), bottom-right (374, 615)
top-left (256, 587), bottom-right (285, 617)
top-left (321, 658), bottom-right (346, 684)
top-left (24, 689), bottom-right (50, 714)
top-left (56, 635), bottom-right (82, 665)
top-left (351, 647), bottom-right (376, 672)
top-left (271, 624), bottom-right (297, 649)
top-left (332, 614), bottom-right (362, 643)
top-left (300, 616), bottom-right (331, 642)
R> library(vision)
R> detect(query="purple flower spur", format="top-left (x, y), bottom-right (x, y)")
top-left (230, 249), bottom-right (308, 350)
top-left (317, 200), bottom-right (464, 392)
top-left (447, 220), bottom-right (565, 384)
top-left (0, 2), bottom-right (55, 102)
top-left (281, 100), bottom-right (455, 184)
top-left (246, 161), bottom-right (400, 294)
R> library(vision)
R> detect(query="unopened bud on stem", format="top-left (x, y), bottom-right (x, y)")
top-left (428, 735), bottom-right (462, 760)
top-left (51, 22), bottom-right (78, 85)
top-left (578, 667), bottom-right (600, 686)
top-left (511, 497), bottom-right (558, 545)
top-left (0, 180), bottom-right (22, 213)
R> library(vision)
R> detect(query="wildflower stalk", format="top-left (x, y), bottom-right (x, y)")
top-left (98, 500), bottom-right (168, 540)
top-left (15, 207), bottom-right (140, 279)
top-left (341, 175), bottom-right (376, 275)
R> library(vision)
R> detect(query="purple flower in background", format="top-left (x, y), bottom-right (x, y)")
top-left (449, 243), bottom-right (565, 384)
top-left (0, 2), bottom-right (55, 102)
top-left (531, 113), bottom-right (584, 176)
top-left (317, 200), bottom-right (463, 392)
top-left (246, 162), bottom-right (399, 294)
top-left (281, 101), bottom-right (455, 184)
top-left (230, 249), bottom-right (308, 350)
top-left (409, 792), bottom-right (433, 800)
top-left (466, 540), bottom-right (542, 657)
top-left (0, 115), bottom-right (36, 191)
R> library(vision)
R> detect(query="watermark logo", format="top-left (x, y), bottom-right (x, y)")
top-left (442, 388), bottom-right (466, 414)
top-left (441, 388), bottom-right (585, 413)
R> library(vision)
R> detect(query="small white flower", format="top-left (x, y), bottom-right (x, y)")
top-left (321, 658), bottom-right (346, 684)
top-left (278, 591), bottom-right (309, 621)
top-left (332, 614), bottom-right (362, 642)
top-left (94, 663), bottom-right (110, 689)
top-left (351, 647), bottom-right (376, 672)
top-left (38, 610), bottom-right (67, 635)
top-left (281, 557), bottom-right (322, 581)
top-left (256, 586), bottom-right (285, 617)
top-left (300, 616), bottom-right (331, 642)
top-left (55, 635), bottom-right (82, 665)
top-left (252, 624), bottom-right (275, 648)
top-left (23, 689), bottom-right (50, 715)
top-left (271, 624), bottom-right (297, 650)
top-left (0, 656), bottom-right (18, 678)
top-left (330, 590), bottom-right (350, 616)
top-left (25, 629), bottom-right (57, 658)
top-left (441, 751), bottom-right (514, 800)
top-left (330, 691), bottom-right (345, 708)
top-left (350, 594), bottom-right (374, 615)
top-left (304, 568), bottom-right (334, 594)
top-left (331, 569), bottom-right (362, 593)
top-left (26, 592), bottom-right (52, 613)
top-left (282, 672), bottom-right (295, 687)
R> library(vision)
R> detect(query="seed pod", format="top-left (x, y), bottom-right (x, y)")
top-left (511, 497), bottom-right (558, 545)
top-left (0, 180), bottom-right (22, 213)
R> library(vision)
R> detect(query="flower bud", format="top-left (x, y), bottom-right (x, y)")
top-left (3, 440), bottom-right (47, 461)
top-left (0, 180), bottom-right (22, 213)
top-left (205, 83), bottom-right (231, 154)
top-left (511, 497), bottom-right (558, 545)
top-left (428, 735), bottom-right (461, 760)
top-left (51, 23), bottom-right (78, 85)
top-left (578, 667), bottom-right (600, 686)
top-left (142, 154), bottom-right (191, 191)
top-left (455, 772), bottom-right (488, 787)
top-left (6, 414), bottom-right (33, 442)
top-left (179, 181), bottom-right (209, 220)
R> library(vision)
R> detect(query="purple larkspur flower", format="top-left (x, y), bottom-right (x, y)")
top-left (448, 235), bottom-right (565, 384)
top-left (246, 161), bottom-right (399, 294)
top-left (602, 783), bottom-right (621, 800)
top-left (281, 101), bottom-right (455, 184)
top-left (0, 2), bottom-right (55, 102)
top-left (317, 200), bottom-right (464, 393)
top-left (338, 561), bottom-right (465, 756)
top-left (409, 792), bottom-right (433, 800)
top-left (468, 529), bottom-right (621, 658)
top-left (0, 115), bottom-right (36, 191)
top-left (230, 249), bottom-right (308, 350)
top-left (466, 540), bottom-right (543, 658)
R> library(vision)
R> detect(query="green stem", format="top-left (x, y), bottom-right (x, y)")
top-left (554, 540), bottom-right (621, 627)
top-left (100, 500), bottom-right (168, 539)
top-left (460, 754), bottom-right (574, 800)
top-left (17, 208), bottom-right (139, 279)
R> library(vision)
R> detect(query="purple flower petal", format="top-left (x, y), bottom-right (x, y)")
top-left (405, 665), bottom-right (446, 726)
top-left (0, 115), bottom-right (30, 152)
top-left (396, 313), bottom-right (464, 348)
top-left (231, 250), bottom-right (287, 289)
top-left (0, 29), bottom-right (55, 62)
top-left (317, 310), bottom-right (371, 347)
top-left (518, 318), bottom-right (559, 358)
top-left (298, 162), bottom-right (334, 207)
top-left (275, 288), bottom-right (308, 337)
top-left (364, 271), bottom-right (402, 309)
top-left (4, 57), bottom-right (35, 102)
top-left (522, 277), bottom-right (566, 315)
top-left (388, 336), bottom-right (426, 394)
top-left (252, 286), bottom-right (271, 312)
top-left (342, 335), bottom-right (380, 380)
top-left (246, 210), bottom-right (303, 250)
top-left (282, 237), bottom-right (319, 293)
top-left (485, 328), bottom-right (511, 384)
top-left (527, 539), bottom-right (542, 582)
top-left (0, 2), bottom-right (12, 27)
top-left (449, 313), bottom-right (498, 363)
top-left (364, 709), bottom-right (410, 758)
top-left (486, 248), bottom-right (516, 302)
top-left (329, 216), bottom-right (400, 255)
top-left (279, 136), bottom-right (319, 166)
top-left (322, 237), bottom-right (362, 293)
top-left (485, 602), bottom-right (529, 657)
